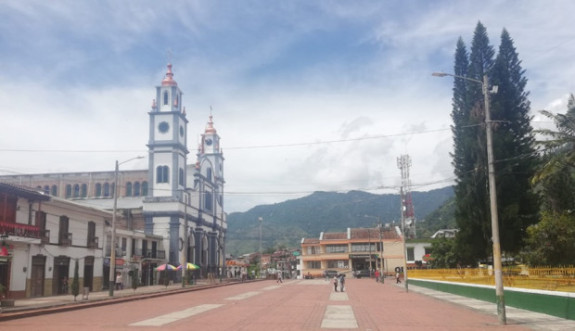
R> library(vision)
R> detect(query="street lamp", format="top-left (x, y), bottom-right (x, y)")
top-left (363, 215), bottom-right (382, 280)
top-left (368, 228), bottom-right (372, 276)
top-left (400, 215), bottom-right (409, 293)
top-left (109, 156), bottom-right (144, 297)
top-left (377, 224), bottom-right (384, 283)
top-left (258, 217), bottom-right (263, 279)
top-left (433, 72), bottom-right (506, 324)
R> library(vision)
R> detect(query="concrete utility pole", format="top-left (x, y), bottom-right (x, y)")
top-left (258, 217), bottom-right (263, 279)
top-left (397, 155), bottom-right (412, 292)
top-left (432, 72), bottom-right (506, 324)
top-left (109, 156), bottom-right (143, 297)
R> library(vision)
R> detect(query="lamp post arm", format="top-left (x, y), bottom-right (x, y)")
top-left (432, 72), bottom-right (483, 85)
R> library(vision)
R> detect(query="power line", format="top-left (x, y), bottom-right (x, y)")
top-left (0, 126), bottom-right (454, 154)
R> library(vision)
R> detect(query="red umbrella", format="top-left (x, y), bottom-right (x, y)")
top-left (155, 263), bottom-right (176, 271)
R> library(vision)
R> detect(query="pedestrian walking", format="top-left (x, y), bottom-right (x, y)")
top-left (339, 274), bottom-right (346, 292)
top-left (277, 273), bottom-right (283, 283)
top-left (116, 272), bottom-right (123, 290)
top-left (333, 276), bottom-right (338, 292)
top-left (396, 271), bottom-right (401, 284)
top-left (374, 270), bottom-right (380, 282)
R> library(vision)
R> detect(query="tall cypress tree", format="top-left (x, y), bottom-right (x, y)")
top-left (490, 29), bottom-right (539, 254)
top-left (453, 22), bottom-right (495, 264)
top-left (451, 37), bottom-right (470, 180)
top-left (71, 259), bottom-right (80, 301)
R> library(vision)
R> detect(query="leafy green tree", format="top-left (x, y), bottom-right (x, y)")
top-left (429, 238), bottom-right (461, 268)
top-left (523, 211), bottom-right (575, 266)
top-left (489, 29), bottom-right (539, 254)
top-left (533, 94), bottom-right (575, 213)
top-left (71, 259), bottom-right (80, 301)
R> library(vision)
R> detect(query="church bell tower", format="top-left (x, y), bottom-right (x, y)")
top-left (147, 63), bottom-right (189, 198)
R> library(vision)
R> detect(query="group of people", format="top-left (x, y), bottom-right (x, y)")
top-left (332, 274), bottom-right (346, 292)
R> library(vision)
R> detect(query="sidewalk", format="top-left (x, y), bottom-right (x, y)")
top-left (404, 282), bottom-right (575, 330)
top-left (0, 279), bottom-right (241, 321)
top-left (3, 278), bottom-right (575, 330)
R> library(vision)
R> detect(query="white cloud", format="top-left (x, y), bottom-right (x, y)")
top-left (0, 0), bottom-right (574, 212)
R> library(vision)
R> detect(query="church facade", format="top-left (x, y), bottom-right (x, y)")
top-left (0, 64), bottom-right (226, 286)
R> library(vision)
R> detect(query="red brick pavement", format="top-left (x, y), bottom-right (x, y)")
top-left (342, 278), bottom-right (526, 330)
top-left (0, 278), bottom-right (531, 330)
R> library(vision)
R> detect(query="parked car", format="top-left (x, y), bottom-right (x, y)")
top-left (323, 270), bottom-right (338, 278)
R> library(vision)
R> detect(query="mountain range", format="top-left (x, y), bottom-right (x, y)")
top-left (226, 186), bottom-right (455, 256)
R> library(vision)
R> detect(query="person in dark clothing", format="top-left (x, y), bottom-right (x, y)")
top-left (339, 274), bottom-right (345, 292)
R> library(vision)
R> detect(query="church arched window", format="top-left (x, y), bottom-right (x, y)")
top-left (51, 185), bottom-right (58, 196)
top-left (43, 185), bottom-right (50, 194)
top-left (73, 184), bottom-right (80, 198)
top-left (206, 168), bottom-right (212, 182)
top-left (142, 181), bottom-right (148, 196)
top-left (103, 183), bottom-right (110, 197)
top-left (163, 91), bottom-right (169, 105)
top-left (65, 184), bottom-right (72, 198)
top-left (126, 182), bottom-right (132, 197)
top-left (179, 168), bottom-right (184, 186)
top-left (95, 183), bottom-right (102, 197)
top-left (134, 182), bottom-right (140, 197)
top-left (81, 184), bottom-right (87, 197)
top-left (134, 182), bottom-right (141, 196)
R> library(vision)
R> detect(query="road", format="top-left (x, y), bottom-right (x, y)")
top-left (1, 278), bottom-right (527, 330)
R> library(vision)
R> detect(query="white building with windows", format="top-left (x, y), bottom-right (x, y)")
top-left (0, 183), bottom-right (110, 299)
top-left (0, 64), bottom-right (227, 297)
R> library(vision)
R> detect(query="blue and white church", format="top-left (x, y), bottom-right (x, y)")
top-left (144, 63), bottom-right (226, 274)
top-left (0, 63), bottom-right (227, 285)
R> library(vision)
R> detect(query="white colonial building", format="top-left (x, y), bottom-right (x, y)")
top-left (0, 64), bottom-right (226, 298)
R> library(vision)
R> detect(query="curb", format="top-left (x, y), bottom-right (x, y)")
top-left (0, 280), bottom-right (260, 321)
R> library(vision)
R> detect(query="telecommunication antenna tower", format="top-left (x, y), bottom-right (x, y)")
top-left (397, 154), bottom-right (416, 239)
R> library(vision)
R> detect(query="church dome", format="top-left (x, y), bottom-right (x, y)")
top-left (205, 115), bottom-right (217, 134)
top-left (161, 63), bottom-right (177, 86)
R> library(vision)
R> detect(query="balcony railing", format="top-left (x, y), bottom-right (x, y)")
top-left (134, 249), bottom-right (166, 259)
top-left (0, 221), bottom-right (41, 239)
top-left (87, 237), bottom-right (99, 249)
top-left (104, 247), bottom-right (125, 257)
top-left (59, 232), bottom-right (72, 246)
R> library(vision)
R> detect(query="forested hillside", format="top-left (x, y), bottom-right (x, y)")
top-left (226, 186), bottom-right (454, 256)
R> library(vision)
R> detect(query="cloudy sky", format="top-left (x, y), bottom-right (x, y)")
top-left (0, 1), bottom-right (573, 212)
